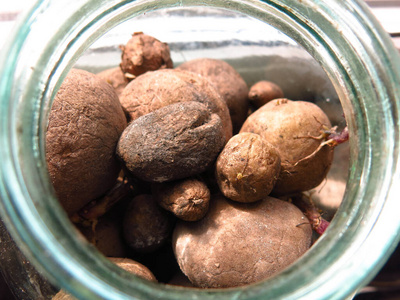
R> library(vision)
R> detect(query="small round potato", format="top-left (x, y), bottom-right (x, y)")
top-left (248, 80), bottom-right (284, 109)
top-left (173, 194), bottom-right (312, 288)
top-left (215, 132), bottom-right (281, 203)
top-left (240, 99), bottom-right (334, 195)
top-left (152, 178), bottom-right (210, 221)
top-left (120, 32), bottom-right (173, 78)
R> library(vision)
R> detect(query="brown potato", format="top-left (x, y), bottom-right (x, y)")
top-left (152, 178), bottom-right (210, 221)
top-left (117, 101), bottom-right (225, 183)
top-left (248, 80), bottom-right (284, 109)
top-left (52, 257), bottom-right (156, 299)
top-left (215, 132), bottom-right (281, 203)
top-left (177, 58), bottom-right (249, 133)
top-left (120, 32), bottom-right (173, 78)
top-left (119, 68), bottom-right (232, 142)
top-left (46, 68), bottom-right (127, 215)
top-left (97, 67), bottom-right (129, 97)
top-left (108, 257), bottom-right (157, 282)
top-left (240, 99), bottom-right (333, 195)
top-left (173, 194), bottom-right (312, 288)
top-left (123, 194), bottom-right (175, 253)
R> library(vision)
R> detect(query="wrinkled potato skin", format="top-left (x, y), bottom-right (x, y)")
top-left (97, 67), bottom-right (130, 97)
top-left (216, 132), bottom-right (281, 203)
top-left (248, 80), bottom-right (284, 109)
top-left (123, 194), bottom-right (174, 253)
top-left (119, 69), bottom-right (232, 142)
top-left (120, 32), bottom-right (173, 77)
top-left (173, 195), bottom-right (312, 288)
top-left (177, 58), bottom-right (249, 133)
top-left (117, 102), bottom-right (225, 183)
top-left (240, 99), bottom-right (333, 195)
top-left (153, 178), bottom-right (210, 221)
top-left (46, 69), bottom-right (127, 215)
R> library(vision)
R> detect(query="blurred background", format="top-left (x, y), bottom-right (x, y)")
top-left (0, 0), bottom-right (399, 299)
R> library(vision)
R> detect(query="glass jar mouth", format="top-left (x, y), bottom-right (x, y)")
top-left (1, 0), bottom-right (400, 299)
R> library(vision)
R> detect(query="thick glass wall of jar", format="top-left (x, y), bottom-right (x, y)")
top-left (0, 1), bottom-right (400, 299)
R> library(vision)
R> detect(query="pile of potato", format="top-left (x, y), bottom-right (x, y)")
top-left (47, 32), bottom-right (343, 295)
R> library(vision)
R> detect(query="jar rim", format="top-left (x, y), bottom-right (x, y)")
top-left (1, 0), bottom-right (400, 299)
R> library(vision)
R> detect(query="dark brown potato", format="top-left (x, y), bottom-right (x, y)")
top-left (46, 68), bottom-right (127, 215)
top-left (173, 194), bottom-right (312, 288)
top-left (215, 132), bottom-right (281, 203)
top-left (248, 80), bottom-right (284, 109)
top-left (120, 32), bottom-right (173, 78)
top-left (119, 68), bottom-right (232, 142)
top-left (240, 99), bottom-right (334, 195)
top-left (152, 178), bottom-right (210, 221)
top-left (117, 101), bottom-right (225, 183)
top-left (177, 58), bottom-right (249, 133)
top-left (97, 67), bottom-right (130, 97)
top-left (123, 194), bottom-right (175, 253)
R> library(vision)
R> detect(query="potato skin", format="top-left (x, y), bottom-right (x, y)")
top-left (152, 178), bottom-right (210, 221)
top-left (119, 69), bottom-right (232, 142)
top-left (240, 99), bottom-right (334, 195)
top-left (215, 132), bottom-right (281, 203)
top-left (120, 32), bottom-right (173, 77)
top-left (123, 194), bottom-right (174, 253)
top-left (117, 101), bottom-right (225, 183)
top-left (177, 58), bottom-right (249, 133)
top-left (173, 194), bottom-right (312, 288)
top-left (52, 257), bottom-right (156, 299)
top-left (46, 68), bottom-right (127, 215)
top-left (97, 67), bottom-right (129, 97)
top-left (248, 80), bottom-right (284, 109)
top-left (108, 257), bottom-right (157, 282)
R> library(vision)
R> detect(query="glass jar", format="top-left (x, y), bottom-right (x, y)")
top-left (1, 0), bottom-right (400, 299)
